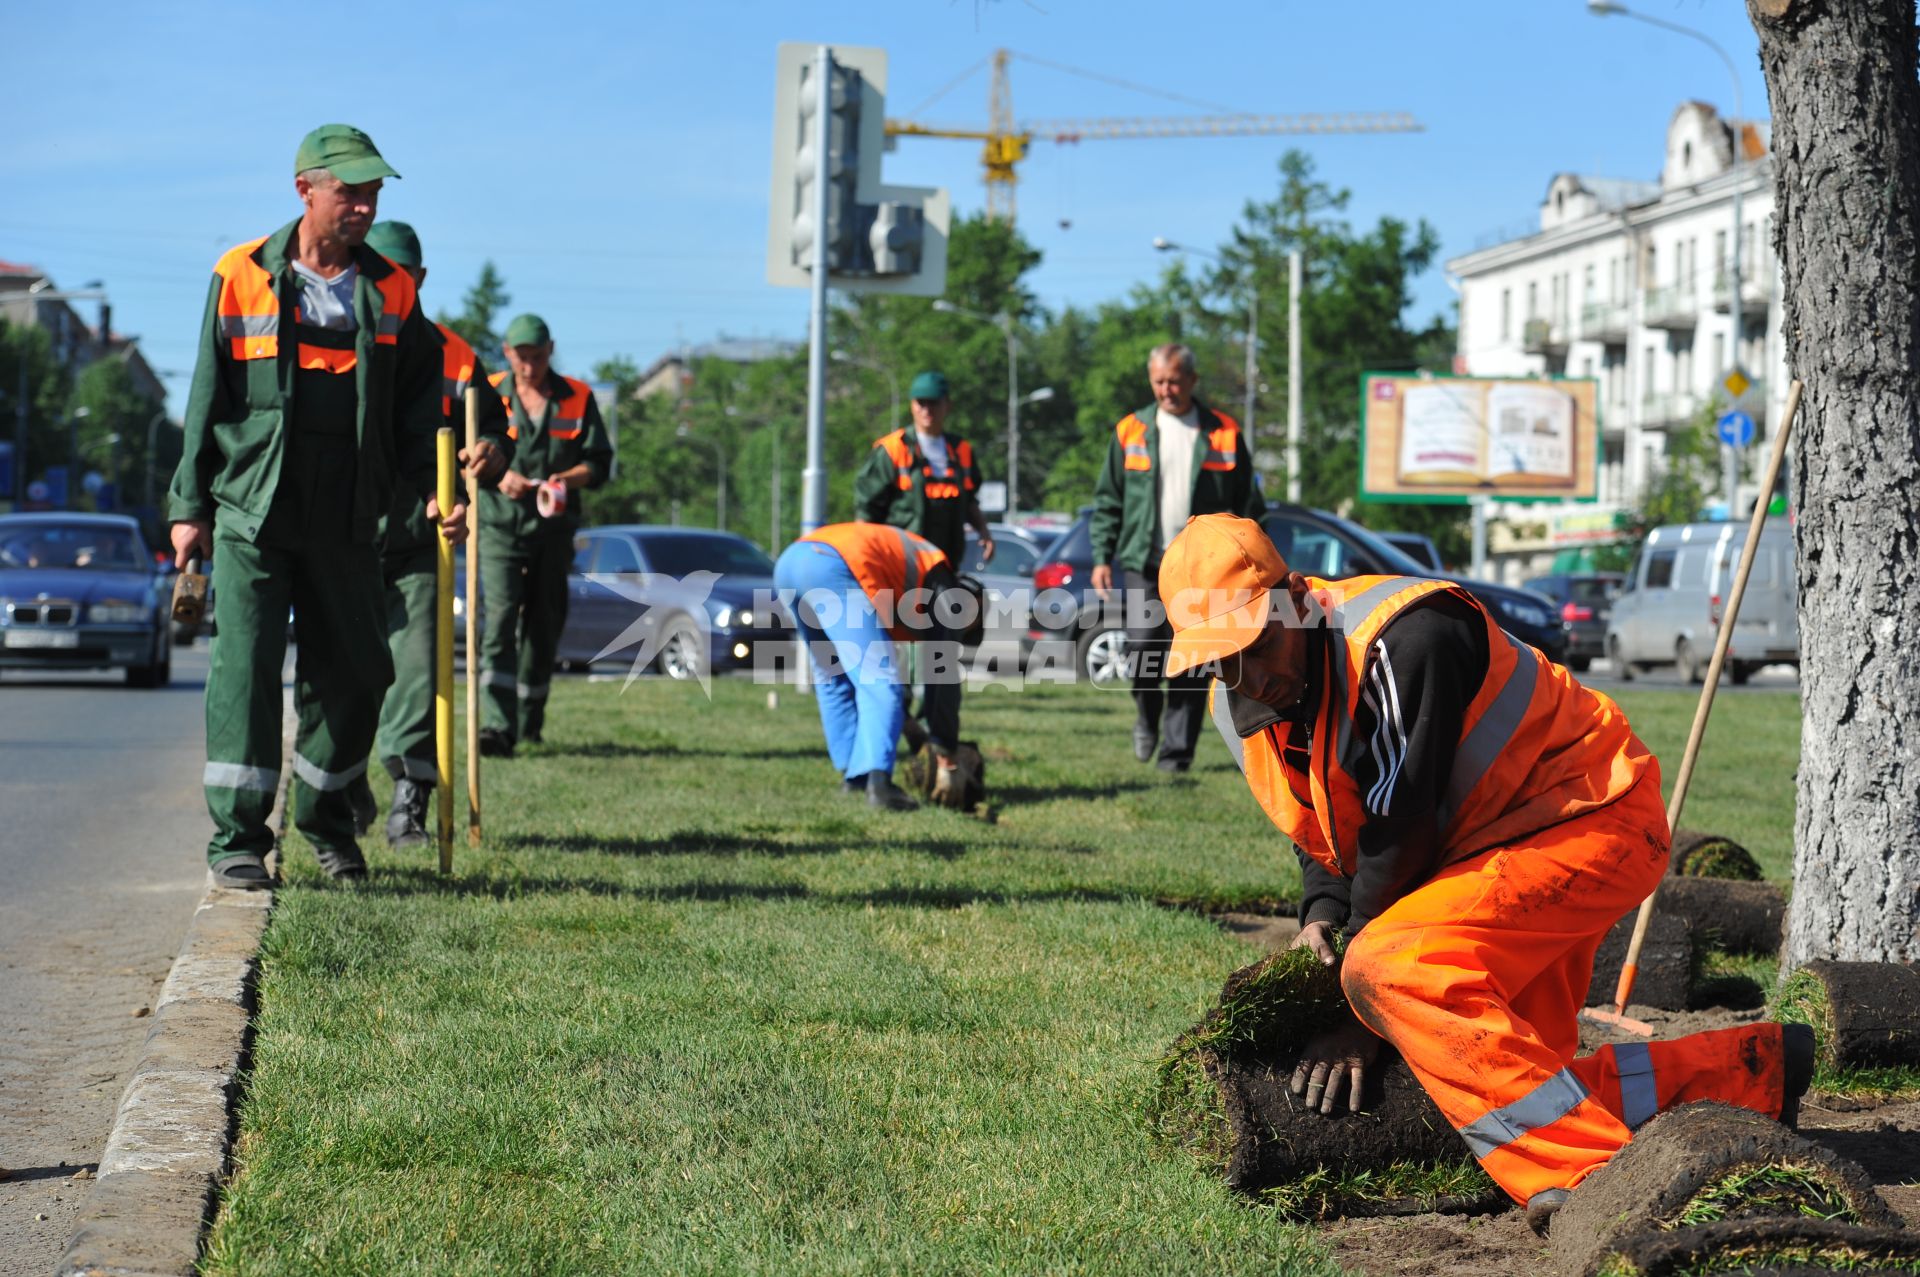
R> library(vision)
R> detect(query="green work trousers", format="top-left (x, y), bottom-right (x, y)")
top-left (201, 526), bottom-right (391, 865)
top-left (375, 546), bottom-right (439, 783)
top-left (478, 526), bottom-right (571, 742)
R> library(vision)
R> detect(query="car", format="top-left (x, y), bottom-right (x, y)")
top-left (960, 522), bottom-right (1051, 665)
top-left (1379, 530), bottom-right (1446, 573)
top-left (1523, 572), bottom-right (1625, 673)
top-left (557, 526), bottom-right (794, 681)
top-left (0, 513), bottom-right (174, 687)
top-left (1022, 503), bottom-right (1567, 685)
top-left (1604, 522), bottom-right (1798, 684)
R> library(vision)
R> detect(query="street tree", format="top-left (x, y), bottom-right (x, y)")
top-left (440, 261), bottom-right (511, 353)
top-left (1749, 0), bottom-right (1920, 964)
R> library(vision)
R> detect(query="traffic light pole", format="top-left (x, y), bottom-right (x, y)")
top-left (801, 44), bottom-right (833, 534)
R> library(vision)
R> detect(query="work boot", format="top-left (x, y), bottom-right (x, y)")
top-left (841, 773), bottom-right (867, 797)
top-left (211, 854), bottom-right (273, 891)
top-left (1526, 1188), bottom-right (1571, 1238)
top-left (385, 779), bottom-right (431, 850)
top-left (1157, 755), bottom-right (1192, 774)
top-left (477, 728), bottom-right (515, 759)
top-left (1132, 719), bottom-right (1157, 763)
top-left (867, 772), bottom-right (919, 812)
top-left (312, 842), bottom-right (369, 881)
top-left (346, 774), bottom-right (378, 836)
top-left (1781, 1021), bottom-right (1817, 1128)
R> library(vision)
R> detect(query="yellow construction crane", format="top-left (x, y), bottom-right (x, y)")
top-left (885, 49), bottom-right (1424, 223)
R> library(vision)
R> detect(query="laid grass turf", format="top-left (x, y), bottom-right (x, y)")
top-left (201, 675), bottom-right (1802, 1274)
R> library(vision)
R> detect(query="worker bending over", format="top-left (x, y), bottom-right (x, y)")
top-left (1159, 513), bottom-right (1811, 1236)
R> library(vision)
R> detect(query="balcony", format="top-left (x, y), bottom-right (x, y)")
top-left (1712, 271), bottom-right (1774, 315)
top-left (1639, 391), bottom-right (1702, 430)
top-left (1642, 284), bottom-right (1700, 332)
top-left (1580, 300), bottom-right (1630, 344)
top-left (1522, 317), bottom-right (1569, 355)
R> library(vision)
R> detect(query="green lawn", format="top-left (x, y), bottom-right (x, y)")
top-left (200, 675), bottom-right (1801, 1275)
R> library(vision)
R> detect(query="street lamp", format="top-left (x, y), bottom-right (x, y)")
top-left (675, 424), bottom-right (727, 531)
top-left (933, 298), bottom-right (1028, 515)
top-left (829, 349), bottom-right (901, 433)
top-left (1589, 0), bottom-right (1747, 518)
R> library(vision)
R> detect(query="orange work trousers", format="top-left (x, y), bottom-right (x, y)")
top-left (1341, 773), bottom-right (1786, 1204)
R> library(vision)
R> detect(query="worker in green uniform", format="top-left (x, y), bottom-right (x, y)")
top-left (169, 124), bottom-right (495, 889)
top-left (853, 369), bottom-right (994, 568)
top-left (343, 220), bottom-right (511, 847)
top-left (477, 314), bottom-right (613, 756)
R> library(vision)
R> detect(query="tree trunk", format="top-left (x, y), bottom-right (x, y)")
top-left (1749, 0), bottom-right (1920, 966)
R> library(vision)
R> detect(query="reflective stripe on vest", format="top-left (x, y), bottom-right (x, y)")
top-left (437, 324), bottom-right (476, 419)
top-left (897, 527), bottom-right (924, 594)
top-left (1456, 1068), bottom-right (1591, 1160)
top-left (1202, 421), bottom-right (1238, 472)
top-left (878, 431), bottom-right (974, 497)
top-left (492, 370), bottom-right (590, 441)
top-left (1116, 415), bottom-right (1151, 471)
top-left (213, 236), bottom-right (415, 365)
top-left (1437, 630), bottom-right (1541, 834)
top-left (1614, 1042), bottom-right (1659, 1129)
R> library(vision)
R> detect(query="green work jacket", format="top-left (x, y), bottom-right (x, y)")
top-left (1088, 399), bottom-right (1266, 574)
top-left (478, 369), bottom-right (613, 540)
top-left (168, 217), bottom-right (444, 545)
top-left (852, 427), bottom-right (984, 565)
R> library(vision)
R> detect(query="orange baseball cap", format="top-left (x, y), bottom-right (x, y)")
top-left (1159, 514), bottom-right (1290, 677)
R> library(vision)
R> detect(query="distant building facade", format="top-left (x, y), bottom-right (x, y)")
top-left (636, 336), bottom-right (802, 401)
top-left (0, 259), bottom-right (168, 403)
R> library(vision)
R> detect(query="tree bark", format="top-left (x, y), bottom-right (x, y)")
top-left (1749, 0), bottom-right (1920, 966)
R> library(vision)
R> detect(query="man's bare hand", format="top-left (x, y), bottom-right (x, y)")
top-left (1292, 919), bottom-right (1340, 967)
top-left (170, 520), bottom-right (211, 570)
top-left (461, 440), bottom-right (505, 484)
top-left (498, 469), bottom-right (535, 500)
top-left (1090, 563), bottom-right (1113, 598)
top-left (977, 534), bottom-right (996, 565)
top-left (426, 497), bottom-right (469, 545)
top-left (1290, 1013), bottom-right (1381, 1116)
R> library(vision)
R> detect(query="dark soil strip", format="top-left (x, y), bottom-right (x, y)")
top-left (1586, 911), bottom-right (1694, 1011)
top-left (1795, 962), bottom-right (1920, 1070)
top-left (1670, 829), bottom-right (1765, 881)
top-left (1656, 877), bottom-right (1787, 956)
top-left (1589, 1218), bottom-right (1920, 1276)
top-left (1550, 1102), bottom-right (1900, 1277)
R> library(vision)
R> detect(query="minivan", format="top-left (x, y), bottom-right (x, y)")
top-left (1605, 522), bottom-right (1798, 684)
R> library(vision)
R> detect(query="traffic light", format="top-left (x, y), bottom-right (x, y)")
top-left (767, 43), bottom-right (949, 297)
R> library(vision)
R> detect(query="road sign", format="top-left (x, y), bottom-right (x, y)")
top-left (976, 480), bottom-right (1008, 515)
top-left (1722, 367), bottom-right (1752, 400)
top-left (1717, 410), bottom-right (1755, 448)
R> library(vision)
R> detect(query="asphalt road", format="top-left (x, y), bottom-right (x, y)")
top-left (0, 643), bottom-right (211, 1276)
top-left (1573, 658), bottom-right (1802, 694)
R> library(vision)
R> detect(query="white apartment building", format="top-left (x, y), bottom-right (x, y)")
top-left (1445, 102), bottom-right (1787, 578)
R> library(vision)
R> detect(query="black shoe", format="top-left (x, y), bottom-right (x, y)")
top-left (841, 773), bottom-right (867, 797)
top-left (211, 854), bottom-right (273, 890)
top-left (1781, 1021), bottom-right (1817, 1127)
top-left (346, 775), bottom-right (378, 836)
top-left (1157, 756), bottom-right (1192, 774)
top-left (385, 779), bottom-right (431, 850)
top-left (477, 729), bottom-right (516, 759)
top-left (1133, 721), bottom-right (1157, 763)
top-left (867, 773), bottom-right (919, 812)
top-left (523, 729), bottom-right (543, 745)
top-left (1526, 1188), bottom-right (1570, 1238)
top-left (313, 842), bottom-right (369, 881)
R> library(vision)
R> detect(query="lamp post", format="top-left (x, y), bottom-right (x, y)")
top-left (1588, 0), bottom-right (1747, 518)
top-left (675, 424), bottom-right (727, 531)
top-left (829, 349), bottom-right (900, 433)
top-left (933, 299), bottom-right (1026, 515)
top-left (10, 278), bottom-right (106, 506)
top-left (143, 408), bottom-right (172, 515)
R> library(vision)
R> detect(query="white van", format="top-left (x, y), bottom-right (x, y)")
top-left (1605, 521), bottom-right (1799, 684)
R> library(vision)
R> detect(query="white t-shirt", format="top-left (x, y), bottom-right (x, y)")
top-left (1156, 406), bottom-right (1202, 550)
top-left (290, 260), bottom-right (358, 331)
top-left (916, 430), bottom-right (951, 476)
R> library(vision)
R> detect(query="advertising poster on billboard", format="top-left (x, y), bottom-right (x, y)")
top-left (1359, 373), bottom-right (1600, 503)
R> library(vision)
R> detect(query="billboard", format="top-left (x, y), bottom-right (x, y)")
top-left (1359, 373), bottom-right (1600, 503)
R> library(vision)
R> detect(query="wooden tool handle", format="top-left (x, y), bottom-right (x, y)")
top-left (465, 387), bottom-right (483, 848)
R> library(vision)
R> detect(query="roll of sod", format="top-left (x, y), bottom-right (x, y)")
top-left (1774, 961), bottom-right (1920, 1070)
top-left (1669, 829), bottom-right (1765, 881)
top-left (1586, 910), bottom-right (1695, 1011)
top-left (1588, 1218), bottom-right (1920, 1276)
top-left (1151, 949), bottom-right (1495, 1218)
top-left (1655, 876), bottom-right (1786, 956)
top-left (1549, 1102), bottom-right (1902, 1277)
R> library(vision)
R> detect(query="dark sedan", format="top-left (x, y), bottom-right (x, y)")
top-left (0, 513), bottom-right (174, 686)
top-left (1023, 503), bottom-right (1566, 685)
top-left (559, 526), bottom-right (793, 681)
top-left (1523, 573), bottom-right (1624, 672)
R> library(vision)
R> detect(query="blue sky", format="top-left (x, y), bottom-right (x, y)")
top-left (4, 1), bottom-right (1770, 416)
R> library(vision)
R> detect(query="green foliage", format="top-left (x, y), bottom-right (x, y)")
top-left (0, 319), bottom-right (75, 498)
top-left (439, 260), bottom-right (511, 353)
top-left (69, 356), bottom-right (169, 522)
top-left (1617, 404), bottom-right (1720, 541)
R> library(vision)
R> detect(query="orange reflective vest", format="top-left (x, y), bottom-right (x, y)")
top-left (1114, 409), bottom-right (1242, 474)
top-left (877, 429), bottom-right (976, 501)
top-left (437, 323), bottom-right (476, 419)
top-left (213, 236), bottom-right (414, 376)
top-left (489, 369), bottom-right (592, 441)
top-left (1224, 575), bottom-right (1654, 879)
top-left (802, 522), bottom-right (950, 642)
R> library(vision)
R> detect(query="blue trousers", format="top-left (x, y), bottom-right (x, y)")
top-left (774, 541), bottom-right (904, 781)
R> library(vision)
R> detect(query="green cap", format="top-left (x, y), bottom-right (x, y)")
top-left (364, 221), bottom-right (422, 268)
top-left (504, 314), bottom-right (553, 347)
top-left (294, 124), bottom-right (400, 184)
top-left (909, 370), bottom-right (950, 400)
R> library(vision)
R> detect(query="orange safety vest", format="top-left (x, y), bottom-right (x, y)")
top-left (876, 429), bottom-right (976, 501)
top-left (436, 323), bottom-right (476, 420)
top-left (802, 522), bottom-right (950, 642)
top-left (213, 236), bottom-right (413, 375)
top-left (1114, 409), bottom-right (1242, 474)
top-left (1222, 575), bottom-right (1653, 879)
top-left (489, 370), bottom-right (591, 441)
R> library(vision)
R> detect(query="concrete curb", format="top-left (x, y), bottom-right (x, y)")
top-left (55, 876), bottom-right (272, 1277)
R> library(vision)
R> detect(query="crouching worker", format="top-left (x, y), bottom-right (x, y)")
top-left (774, 523), bottom-right (983, 812)
top-left (1158, 513), bottom-right (1812, 1237)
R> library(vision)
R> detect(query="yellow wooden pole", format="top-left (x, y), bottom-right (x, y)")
top-left (464, 389), bottom-right (482, 848)
top-left (435, 426), bottom-right (456, 873)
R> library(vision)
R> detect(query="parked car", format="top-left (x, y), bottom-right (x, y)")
top-left (1522, 572), bottom-right (1625, 673)
top-left (1605, 522), bottom-right (1798, 684)
top-left (960, 522), bottom-right (1050, 663)
top-left (0, 513), bottom-right (174, 686)
top-left (1023, 503), bottom-right (1567, 685)
top-left (558, 526), bottom-right (793, 680)
top-left (1379, 530), bottom-right (1445, 573)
